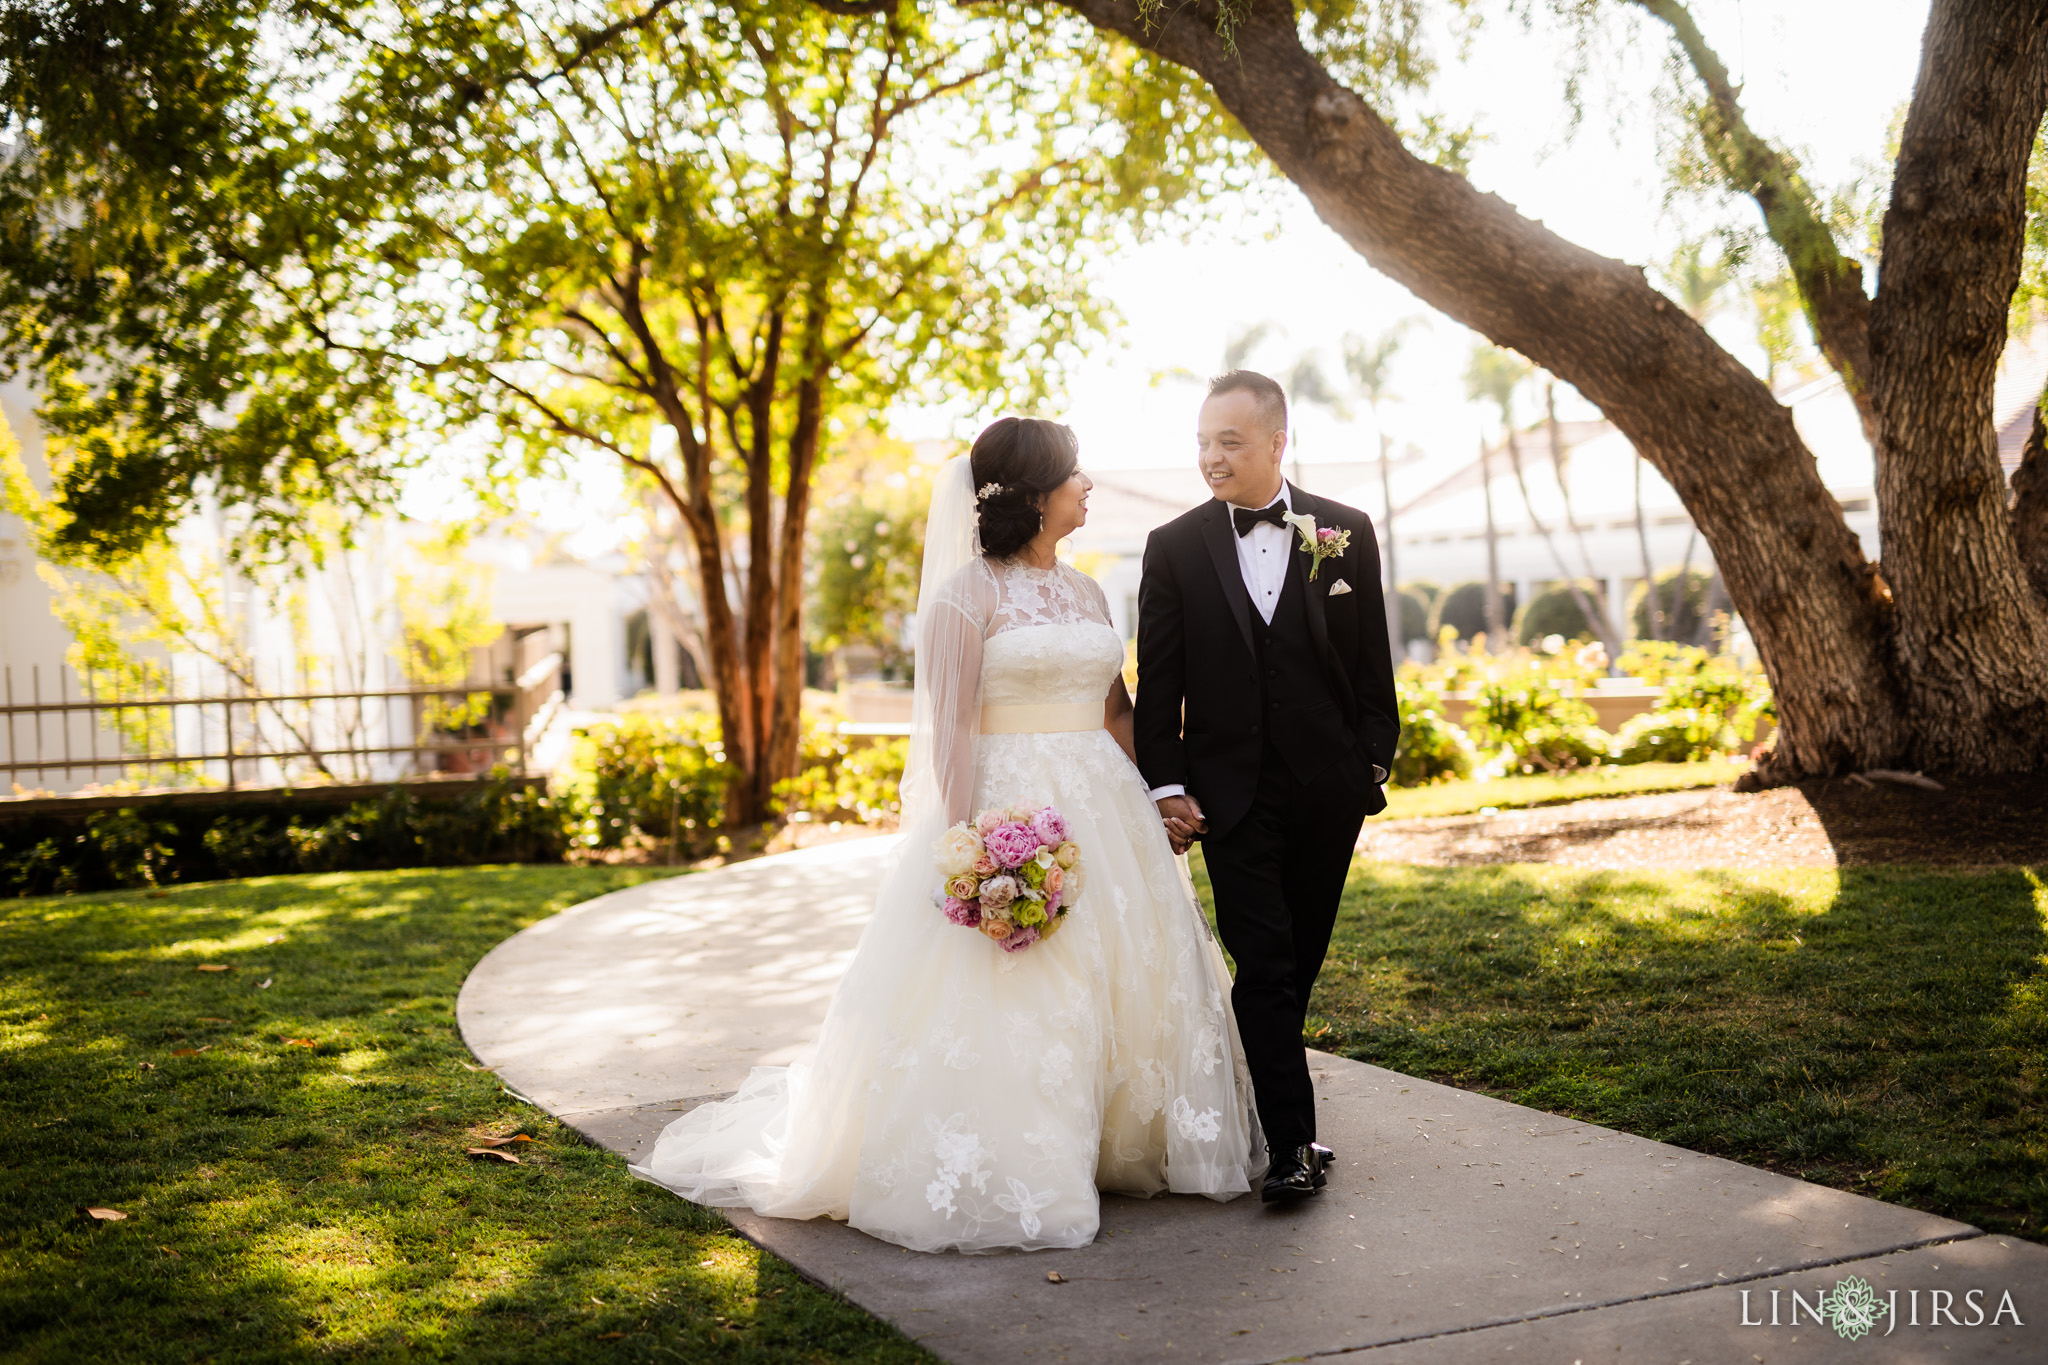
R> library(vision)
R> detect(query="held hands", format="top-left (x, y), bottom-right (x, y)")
top-left (1157, 794), bottom-right (1207, 856)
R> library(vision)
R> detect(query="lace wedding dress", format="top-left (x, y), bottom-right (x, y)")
top-left (630, 557), bottom-right (1263, 1252)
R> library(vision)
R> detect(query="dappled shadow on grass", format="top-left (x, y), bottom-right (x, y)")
top-left (0, 867), bottom-right (934, 1363)
top-left (1309, 861), bottom-right (2048, 1242)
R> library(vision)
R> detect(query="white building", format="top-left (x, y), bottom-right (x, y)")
top-left (1066, 332), bottom-right (2048, 651)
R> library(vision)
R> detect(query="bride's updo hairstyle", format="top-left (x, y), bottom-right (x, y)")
top-left (969, 417), bottom-right (1081, 559)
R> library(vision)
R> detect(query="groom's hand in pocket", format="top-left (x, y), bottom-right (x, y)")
top-left (1157, 794), bottom-right (1207, 853)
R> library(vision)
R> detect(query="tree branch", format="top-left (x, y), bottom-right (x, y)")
top-left (1628, 0), bottom-right (1875, 427)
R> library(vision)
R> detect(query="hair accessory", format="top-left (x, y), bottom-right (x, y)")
top-left (976, 482), bottom-right (1005, 500)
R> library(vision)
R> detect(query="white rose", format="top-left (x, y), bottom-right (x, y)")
top-left (934, 825), bottom-right (984, 877)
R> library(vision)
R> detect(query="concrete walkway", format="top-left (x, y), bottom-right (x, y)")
top-left (457, 840), bottom-right (2048, 1363)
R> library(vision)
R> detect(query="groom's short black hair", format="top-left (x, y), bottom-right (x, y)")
top-left (1207, 369), bottom-right (1287, 434)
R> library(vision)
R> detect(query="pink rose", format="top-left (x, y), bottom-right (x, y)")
top-left (1317, 525), bottom-right (1339, 542)
top-left (943, 897), bottom-right (982, 927)
top-left (971, 852), bottom-right (997, 876)
top-left (1043, 866), bottom-right (1064, 900)
top-left (975, 809), bottom-right (1007, 834)
top-left (945, 873), bottom-right (980, 901)
top-left (979, 917), bottom-right (1014, 942)
top-left (998, 925), bottom-right (1040, 954)
top-left (982, 821), bottom-right (1040, 869)
top-left (1029, 806), bottom-right (1069, 847)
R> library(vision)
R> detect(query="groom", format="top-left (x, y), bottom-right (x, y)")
top-left (1135, 369), bottom-right (1399, 1204)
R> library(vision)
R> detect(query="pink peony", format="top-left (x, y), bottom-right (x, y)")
top-left (998, 925), bottom-right (1041, 953)
top-left (943, 896), bottom-right (982, 927)
top-left (1317, 525), bottom-right (1340, 542)
top-left (1029, 806), bottom-right (1069, 847)
top-left (983, 821), bottom-right (1041, 869)
top-left (978, 875), bottom-right (1019, 909)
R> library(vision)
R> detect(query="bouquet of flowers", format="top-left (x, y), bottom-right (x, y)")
top-left (932, 803), bottom-right (1084, 954)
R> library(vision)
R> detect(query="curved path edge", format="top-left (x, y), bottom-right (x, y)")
top-left (460, 843), bottom-right (2045, 1363)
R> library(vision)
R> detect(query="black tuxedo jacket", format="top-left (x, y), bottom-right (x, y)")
top-left (1134, 484), bottom-right (1400, 840)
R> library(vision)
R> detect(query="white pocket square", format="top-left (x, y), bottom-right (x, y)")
top-left (1327, 578), bottom-right (1353, 596)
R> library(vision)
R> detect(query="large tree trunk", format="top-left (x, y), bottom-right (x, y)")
top-left (767, 374), bottom-right (826, 808)
top-left (1053, 0), bottom-right (1901, 777)
top-left (1868, 0), bottom-right (2048, 772)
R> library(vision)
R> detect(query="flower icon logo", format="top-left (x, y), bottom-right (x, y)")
top-left (1819, 1274), bottom-right (1889, 1340)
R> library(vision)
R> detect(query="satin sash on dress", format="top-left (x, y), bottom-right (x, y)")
top-left (979, 701), bottom-right (1102, 734)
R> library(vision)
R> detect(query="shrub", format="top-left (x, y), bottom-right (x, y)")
top-left (1514, 583), bottom-right (1605, 645)
top-left (1612, 708), bottom-right (1739, 764)
top-left (775, 714), bottom-right (907, 824)
top-left (1396, 590), bottom-right (1431, 646)
top-left (558, 711), bottom-right (732, 850)
top-left (1465, 669), bottom-right (1610, 774)
top-left (1629, 568), bottom-right (1714, 642)
top-left (1391, 681), bottom-right (1474, 785)
top-left (0, 773), bottom-right (569, 897)
top-left (1612, 640), bottom-right (1772, 762)
top-left (1430, 580), bottom-right (1519, 643)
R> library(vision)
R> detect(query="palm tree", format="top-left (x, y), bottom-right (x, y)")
top-left (1634, 240), bottom-right (1732, 639)
top-left (1343, 324), bottom-right (1416, 659)
top-left (1466, 343), bottom-right (1606, 651)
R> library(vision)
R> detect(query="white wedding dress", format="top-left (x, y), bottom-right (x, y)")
top-left (630, 556), bottom-right (1263, 1252)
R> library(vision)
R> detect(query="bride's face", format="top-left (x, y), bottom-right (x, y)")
top-left (1037, 466), bottom-right (1093, 541)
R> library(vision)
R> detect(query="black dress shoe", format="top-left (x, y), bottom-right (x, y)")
top-left (1261, 1144), bottom-right (1333, 1203)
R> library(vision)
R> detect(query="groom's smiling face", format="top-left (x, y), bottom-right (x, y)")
top-left (1197, 390), bottom-right (1288, 508)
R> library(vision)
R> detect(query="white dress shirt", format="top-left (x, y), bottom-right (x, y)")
top-left (1235, 485), bottom-right (1294, 626)
top-left (1149, 484), bottom-right (1386, 803)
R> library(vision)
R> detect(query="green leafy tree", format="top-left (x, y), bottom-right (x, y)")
top-left (805, 436), bottom-right (933, 678)
top-left (0, 0), bottom-right (1242, 822)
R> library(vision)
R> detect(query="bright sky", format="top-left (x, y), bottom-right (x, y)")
top-left (896, 0), bottom-right (1930, 475)
top-left (483, 0), bottom-right (1934, 558)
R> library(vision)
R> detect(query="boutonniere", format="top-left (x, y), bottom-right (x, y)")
top-left (1280, 510), bottom-right (1351, 581)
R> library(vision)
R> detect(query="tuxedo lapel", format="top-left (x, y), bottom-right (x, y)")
top-left (1200, 500), bottom-right (1257, 658)
top-left (1288, 486), bottom-right (1357, 726)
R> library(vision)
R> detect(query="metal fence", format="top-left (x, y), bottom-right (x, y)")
top-left (1, 654), bottom-right (564, 794)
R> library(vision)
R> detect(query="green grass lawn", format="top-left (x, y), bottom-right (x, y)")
top-left (1378, 758), bottom-right (1750, 820)
top-left (1187, 856), bottom-right (2048, 1243)
top-left (0, 867), bottom-right (934, 1364)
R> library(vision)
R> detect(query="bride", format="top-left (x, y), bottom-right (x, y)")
top-left (631, 417), bottom-right (1263, 1253)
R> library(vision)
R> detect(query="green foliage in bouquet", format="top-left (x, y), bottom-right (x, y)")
top-left (1391, 680), bottom-right (1475, 786)
top-left (559, 713), bottom-right (732, 851)
top-left (774, 714), bottom-right (908, 825)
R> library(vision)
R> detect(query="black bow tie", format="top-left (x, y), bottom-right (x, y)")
top-left (1232, 501), bottom-right (1289, 537)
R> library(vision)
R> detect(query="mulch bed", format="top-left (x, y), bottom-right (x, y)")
top-left (1357, 775), bottom-right (2048, 869)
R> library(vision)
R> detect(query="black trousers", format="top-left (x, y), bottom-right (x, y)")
top-left (1200, 740), bottom-right (1374, 1154)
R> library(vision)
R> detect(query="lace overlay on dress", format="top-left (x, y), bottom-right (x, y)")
top-left (628, 555), bottom-right (1262, 1254)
